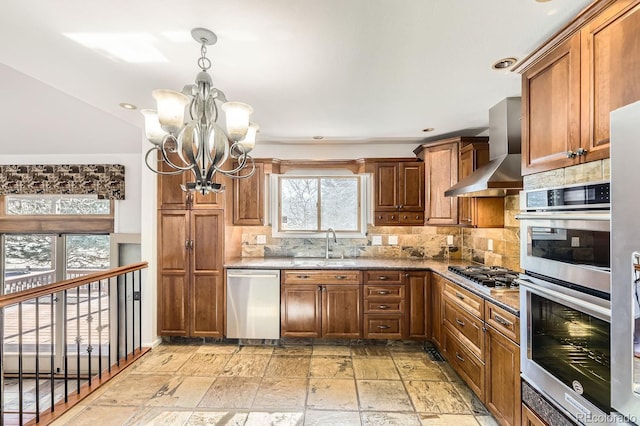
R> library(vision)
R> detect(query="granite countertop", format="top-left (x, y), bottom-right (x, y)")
top-left (225, 257), bottom-right (520, 315)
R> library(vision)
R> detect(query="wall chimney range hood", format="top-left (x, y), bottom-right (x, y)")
top-left (444, 97), bottom-right (523, 197)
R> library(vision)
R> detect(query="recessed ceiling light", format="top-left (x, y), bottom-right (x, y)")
top-left (535, 0), bottom-right (552, 2)
top-left (119, 102), bottom-right (137, 110)
top-left (492, 57), bottom-right (518, 70)
top-left (312, 136), bottom-right (324, 140)
top-left (422, 128), bottom-right (435, 132)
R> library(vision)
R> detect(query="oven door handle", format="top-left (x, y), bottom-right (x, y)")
top-left (515, 211), bottom-right (610, 221)
top-left (516, 277), bottom-right (611, 321)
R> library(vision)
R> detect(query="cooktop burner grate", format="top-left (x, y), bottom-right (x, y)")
top-left (448, 265), bottom-right (521, 288)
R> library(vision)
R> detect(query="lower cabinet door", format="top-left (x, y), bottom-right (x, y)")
top-left (281, 284), bottom-right (322, 337)
top-left (485, 325), bottom-right (521, 426)
top-left (322, 285), bottom-right (362, 338)
top-left (522, 403), bottom-right (547, 426)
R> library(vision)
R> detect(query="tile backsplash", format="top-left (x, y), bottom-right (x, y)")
top-left (239, 195), bottom-right (521, 271)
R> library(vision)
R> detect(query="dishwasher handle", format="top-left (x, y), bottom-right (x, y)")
top-left (227, 273), bottom-right (280, 279)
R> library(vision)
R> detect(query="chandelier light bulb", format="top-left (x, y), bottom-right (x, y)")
top-left (141, 109), bottom-right (168, 145)
top-left (152, 89), bottom-right (190, 134)
top-left (221, 102), bottom-right (253, 142)
top-left (238, 122), bottom-right (259, 153)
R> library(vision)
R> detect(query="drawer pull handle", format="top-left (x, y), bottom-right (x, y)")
top-left (455, 353), bottom-right (465, 363)
top-left (455, 292), bottom-right (465, 300)
top-left (378, 276), bottom-right (389, 280)
top-left (494, 314), bottom-right (512, 327)
top-left (378, 305), bottom-right (390, 309)
top-left (335, 275), bottom-right (348, 280)
top-left (297, 275), bottom-right (310, 279)
top-left (378, 325), bottom-right (390, 329)
top-left (455, 318), bottom-right (465, 327)
top-left (378, 290), bottom-right (390, 295)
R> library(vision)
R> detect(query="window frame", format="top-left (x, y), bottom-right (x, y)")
top-left (271, 172), bottom-right (369, 238)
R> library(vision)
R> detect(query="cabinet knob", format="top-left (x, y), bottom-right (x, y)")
top-left (399, 205), bottom-right (403, 209)
top-left (566, 150), bottom-right (577, 158)
top-left (378, 290), bottom-right (390, 295)
top-left (298, 275), bottom-right (310, 279)
top-left (377, 325), bottom-right (390, 329)
top-left (378, 276), bottom-right (389, 280)
top-left (378, 305), bottom-right (390, 309)
top-left (576, 148), bottom-right (588, 156)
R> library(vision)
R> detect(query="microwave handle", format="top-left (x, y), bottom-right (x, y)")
top-left (516, 277), bottom-right (611, 322)
top-left (515, 211), bottom-right (610, 221)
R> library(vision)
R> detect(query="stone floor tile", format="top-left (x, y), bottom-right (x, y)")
top-left (405, 381), bottom-right (471, 414)
top-left (177, 353), bottom-right (231, 376)
top-left (356, 380), bottom-right (413, 412)
top-left (309, 356), bottom-right (354, 378)
top-left (92, 374), bottom-right (171, 406)
top-left (237, 345), bottom-right (276, 355)
top-left (351, 345), bottom-right (391, 357)
top-left (451, 381), bottom-right (489, 415)
top-left (244, 411), bottom-right (305, 426)
top-left (220, 354), bottom-right (271, 377)
top-left (273, 346), bottom-right (314, 356)
top-left (51, 405), bottom-right (138, 426)
top-left (124, 407), bottom-right (193, 425)
top-left (307, 378), bottom-right (359, 411)
top-left (194, 344), bottom-right (239, 355)
top-left (352, 357), bottom-right (399, 380)
top-left (131, 350), bottom-right (193, 373)
top-left (394, 358), bottom-right (448, 381)
top-left (304, 409), bottom-right (362, 425)
top-left (265, 355), bottom-right (311, 378)
top-left (361, 411), bottom-right (422, 426)
top-left (198, 377), bottom-right (260, 409)
top-left (185, 411), bottom-right (248, 426)
top-left (312, 345), bottom-right (352, 356)
top-left (419, 413), bottom-right (481, 425)
top-left (146, 376), bottom-right (215, 408)
top-left (252, 378), bottom-right (308, 410)
top-left (475, 415), bottom-right (500, 426)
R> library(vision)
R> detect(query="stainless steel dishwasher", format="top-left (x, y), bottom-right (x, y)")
top-left (226, 269), bottom-right (281, 339)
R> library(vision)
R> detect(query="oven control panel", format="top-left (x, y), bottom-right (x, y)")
top-left (525, 181), bottom-right (610, 210)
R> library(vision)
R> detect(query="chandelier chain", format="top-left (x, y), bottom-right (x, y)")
top-left (198, 43), bottom-right (211, 71)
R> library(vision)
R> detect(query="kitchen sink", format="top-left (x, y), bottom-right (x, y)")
top-left (289, 258), bottom-right (356, 267)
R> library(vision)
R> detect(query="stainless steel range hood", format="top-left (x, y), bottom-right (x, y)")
top-left (444, 97), bottom-right (522, 197)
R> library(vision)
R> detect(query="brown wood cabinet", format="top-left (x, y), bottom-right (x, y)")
top-left (372, 160), bottom-right (425, 226)
top-left (233, 161), bottom-right (264, 225)
top-left (415, 137), bottom-right (499, 226)
top-left (157, 209), bottom-right (224, 337)
top-left (518, 0), bottom-right (640, 175)
top-left (522, 404), bottom-right (547, 426)
top-left (157, 152), bottom-right (223, 209)
top-left (485, 322), bottom-right (521, 426)
top-left (458, 144), bottom-right (504, 228)
top-left (430, 272), bottom-right (445, 350)
top-left (281, 270), bottom-right (362, 338)
top-left (406, 271), bottom-right (430, 339)
top-left (363, 270), bottom-right (406, 339)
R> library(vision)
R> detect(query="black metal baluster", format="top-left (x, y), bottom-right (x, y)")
top-left (64, 290), bottom-right (69, 402)
top-left (76, 286), bottom-right (81, 394)
top-left (124, 273), bottom-right (128, 361)
top-left (18, 303), bottom-right (23, 425)
top-left (50, 293), bottom-right (55, 413)
top-left (138, 270), bottom-right (142, 353)
top-left (87, 281), bottom-right (92, 387)
top-left (98, 279), bottom-right (103, 379)
top-left (116, 276), bottom-right (121, 367)
top-left (35, 297), bottom-right (40, 422)
top-left (130, 273), bottom-right (135, 358)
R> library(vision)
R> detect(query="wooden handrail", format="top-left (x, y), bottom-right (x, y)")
top-left (0, 261), bottom-right (148, 308)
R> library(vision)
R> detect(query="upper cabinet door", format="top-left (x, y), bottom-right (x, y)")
top-left (374, 162), bottom-right (400, 211)
top-left (521, 32), bottom-right (582, 175)
top-left (424, 142), bottom-right (459, 225)
top-left (233, 162), bottom-right (264, 225)
top-left (581, 0), bottom-right (640, 162)
top-left (398, 162), bottom-right (425, 211)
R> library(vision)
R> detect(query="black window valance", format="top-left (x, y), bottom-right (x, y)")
top-left (0, 164), bottom-right (125, 200)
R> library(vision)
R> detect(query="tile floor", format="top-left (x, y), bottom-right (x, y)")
top-left (50, 341), bottom-right (499, 426)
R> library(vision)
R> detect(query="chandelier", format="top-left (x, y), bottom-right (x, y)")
top-left (141, 28), bottom-right (257, 195)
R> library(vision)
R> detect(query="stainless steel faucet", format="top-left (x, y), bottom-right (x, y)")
top-left (325, 227), bottom-right (337, 259)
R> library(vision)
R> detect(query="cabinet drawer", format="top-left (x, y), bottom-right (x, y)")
top-left (443, 298), bottom-right (484, 358)
top-left (364, 315), bottom-right (404, 339)
top-left (374, 212), bottom-right (400, 225)
top-left (364, 285), bottom-right (405, 299)
top-left (365, 300), bottom-right (404, 314)
top-left (399, 211), bottom-right (424, 224)
top-left (282, 270), bottom-right (361, 285)
top-left (365, 271), bottom-right (404, 284)
top-left (485, 302), bottom-right (520, 344)
top-left (443, 282), bottom-right (484, 318)
top-left (443, 327), bottom-right (484, 399)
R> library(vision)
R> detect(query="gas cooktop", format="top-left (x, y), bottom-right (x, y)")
top-left (448, 265), bottom-right (520, 289)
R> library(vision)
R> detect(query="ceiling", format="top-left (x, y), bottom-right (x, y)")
top-left (0, 0), bottom-right (592, 154)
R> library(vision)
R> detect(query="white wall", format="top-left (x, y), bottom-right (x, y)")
top-left (251, 141), bottom-right (420, 159)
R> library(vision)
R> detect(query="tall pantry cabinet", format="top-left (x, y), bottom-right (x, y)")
top-left (157, 155), bottom-right (225, 337)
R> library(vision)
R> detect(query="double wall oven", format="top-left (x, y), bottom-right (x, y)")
top-left (516, 182), bottom-right (620, 425)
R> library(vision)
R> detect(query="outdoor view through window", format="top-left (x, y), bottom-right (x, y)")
top-left (279, 176), bottom-right (360, 233)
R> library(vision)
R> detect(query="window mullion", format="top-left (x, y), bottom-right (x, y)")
top-left (316, 177), bottom-right (322, 232)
